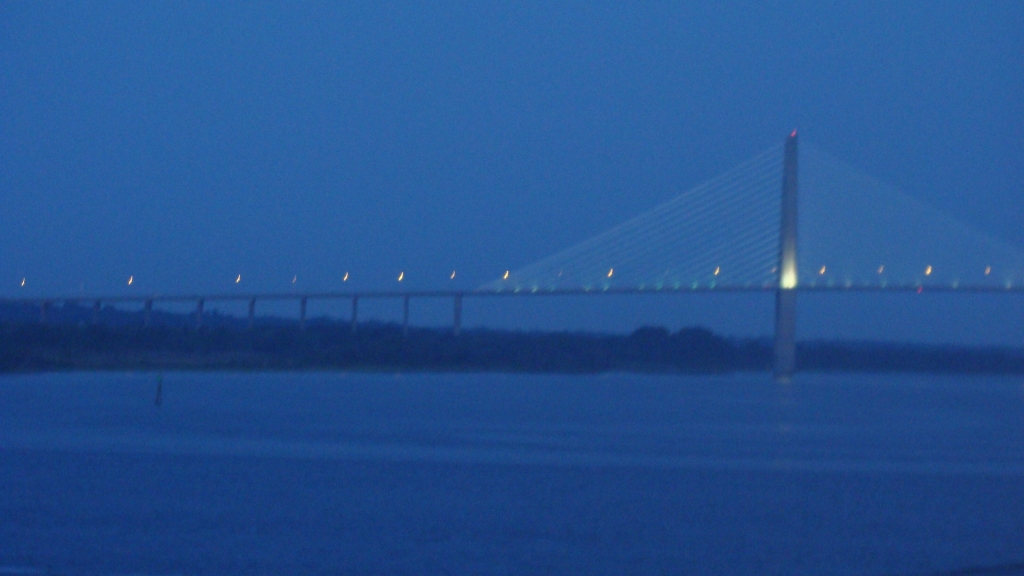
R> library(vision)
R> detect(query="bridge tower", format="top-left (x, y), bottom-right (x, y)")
top-left (774, 131), bottom-right (799, 382)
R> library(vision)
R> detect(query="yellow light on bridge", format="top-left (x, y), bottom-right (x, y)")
top-left (607, 268), bottom-right (614, 278)
top-left (877, 265), bottom-right (884, 274)
top-left (450, 271), bottom-right (456, 280)
top-left (127, 276), bottom-right (133, 286)
top-left (925, 265), bottom-right (933, 276)
top-left (985, 266), bottom-right (992, 275)
top-left (236, 274), bottom-right (241, 284)
top-left (292, 275), bottom-right (297, 284)
top-left (398, 271), bottom-right (404, 282)
top-left (343, 272), bottom-right (349, 282)
top-left (20, 278), bottom-right (25, 287)
top-left (503, 270), bottom-right (509, 280)
top-left (713, 267), bottom-right (720, 276)
top-left (819, 266), bottom-right (826, 275)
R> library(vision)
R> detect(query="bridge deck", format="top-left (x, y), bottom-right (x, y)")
top-left (2, 284), bottom-right (1023, 306)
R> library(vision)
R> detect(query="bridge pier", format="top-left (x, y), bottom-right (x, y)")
top-left (92, 300), bottom-right (101, 325)
top-left (453, 294), bottom-right (462, 336)
top-left (774, 131), bottom-right (799, 382)
top-left (351, 296), bottom-right (359, 333)
top-left (300, 297), bottom-right (307, 330)
top-left (144, 299), bottom-right (153, 327)
top-left (39, 301), bottom-right (49, 324)
top-left (195, 298), bottom-right (204, 329)
top-left (403, 295), bottom-right (410, 338)
top-left (774, 289), bottom-right (797, 380)
top-left (248, 297), bottom-right (256, 328)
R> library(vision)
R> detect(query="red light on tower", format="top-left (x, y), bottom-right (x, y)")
top-left (790, 129), bottom-right (797, 137)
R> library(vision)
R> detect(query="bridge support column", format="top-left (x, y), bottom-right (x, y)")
top-left (300, 297), bottom-right (307, 331)
top-left (774, 289), bottom-right (797, 381)
top-left (144, 299), bottom-right (153, 327)
top-left (351, 296), bottom-right (359, 333)
top-left (402, 295), bottom-right (410, 338)
top-left (248, 298), bottom-right (256, 328)
top-left (774, 131), bottom-right (799, 382)
top-left (40, 301), bottom-right (49, 324)
top-left (453, 294), bottom-right (462, 336)
top-left (92, 300), bottom-right (101, 325)
top-left (195, 298), bottom-right (204, 329)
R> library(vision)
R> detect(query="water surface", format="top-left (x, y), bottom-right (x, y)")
top-left (1, 371), bottom-right (1022, 575)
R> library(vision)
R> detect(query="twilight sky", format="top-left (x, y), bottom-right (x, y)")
top-left (1, 2), bottom-right (1022, 343)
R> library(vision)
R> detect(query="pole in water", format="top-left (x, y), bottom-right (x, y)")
top-left (154, 373), bottom-right (163, 407)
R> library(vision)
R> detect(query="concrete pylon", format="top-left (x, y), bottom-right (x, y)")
top-left (774, 131), bottom-right (798, 382)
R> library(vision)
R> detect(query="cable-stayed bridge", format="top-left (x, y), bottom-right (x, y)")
top-left (6, 133), bottom-right (1023, 379)
top-left (486, 136), bottom-right (1023, 293)
top-left (476, 133), bottom-right (1024, 378)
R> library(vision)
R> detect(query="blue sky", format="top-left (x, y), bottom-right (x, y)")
top-left (1, 1), bottom-right (1022, 342)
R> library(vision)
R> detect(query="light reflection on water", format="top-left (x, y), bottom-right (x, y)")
top-left (1, 371), bottom-right (1023, 575)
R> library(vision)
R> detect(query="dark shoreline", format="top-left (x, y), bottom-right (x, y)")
top-left (2, 299), bottom-right (1022, 375)
top-left (2, 319), bottom-right (1024, 375)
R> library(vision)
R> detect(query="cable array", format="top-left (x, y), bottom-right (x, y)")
top-left (482, 145), bottom-right (784, 292)
top-left (799, 145), bottom-right (1024, 288)
top-left (482, 141), bottom-right (1024, 292)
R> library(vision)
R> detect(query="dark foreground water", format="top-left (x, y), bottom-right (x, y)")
top-left (1, 371), bottom-right (1023, 575)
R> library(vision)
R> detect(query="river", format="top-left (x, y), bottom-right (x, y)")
top-left (2, 371), bottom-right (1022, 575)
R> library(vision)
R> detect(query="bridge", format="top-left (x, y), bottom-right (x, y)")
top-left (6, 132), bottom-right (1023, 381)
